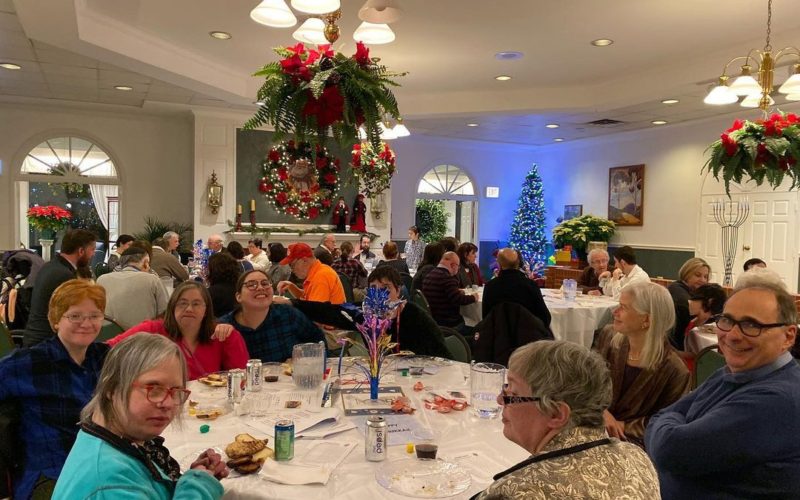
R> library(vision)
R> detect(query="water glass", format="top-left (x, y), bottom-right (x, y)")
top-left (470, 362), bottom-right (505, 419)
top-left (293, 343), bottom-right (325, 389)
top-left (563, 279), bottom-right (577, 303)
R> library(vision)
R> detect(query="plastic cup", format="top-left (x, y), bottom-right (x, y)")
top-left (470, 362), bottom-right (505, 419)
top-left (263, 362), bottom-right (281, 382)
top-left (412, 428), bottom-right (437, 459)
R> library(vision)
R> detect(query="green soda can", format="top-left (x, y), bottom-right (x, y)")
top-left (274, 419), bottom-right (295, 461)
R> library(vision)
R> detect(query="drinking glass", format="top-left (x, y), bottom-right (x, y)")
top-left (292, 343), bottom-right (325, 389)
top-left (470, 362), bottom-right (505, 419)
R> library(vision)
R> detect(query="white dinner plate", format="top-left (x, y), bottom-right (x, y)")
top-left (375, 458), bottom-right (471, 498)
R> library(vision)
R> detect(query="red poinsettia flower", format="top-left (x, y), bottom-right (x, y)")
top-left (321, 198), bottom-right (332, 208)
top-left (302, 86), bottom-right (344, 128)
top-left (287, 43), bottom-right (306, 56)
top-left (317, 44), bottom-right (334, 58)
top-left (323, 172), bottom-right (337, 184)
top-left (725, 119), bottom-right (744, 134)
top-left (308, 207), bottom-right (320, 219)
top-left (280, 54), bottom-right (304, 74)
top-left (278, 168), bottom-right (289, 181)
top-left (316, 157), bottom-right (328, 169)
top-left (276, 192), bottom-right (288, 205)
top-left (286, 206), bottom-right (299, 215)
top-left (765, 120), bottom-right (783, 137)
top-left (259, 181), bottom-right (269, 193)
top-left (786, 113), bottom-right (799, 124)
top-left (354, 42), bottom-right (370, 66)
top-left (310, 185), bottom-right (320, 194)
top-left (268, 149), bottom-right (280, 162)
top-left (720, 133), bottom-right (738, 156)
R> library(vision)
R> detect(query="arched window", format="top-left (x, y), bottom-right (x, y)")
top-left (17, 135), bottom-right (120, 251)
top-left (417, 164), bottom-right (475, 196)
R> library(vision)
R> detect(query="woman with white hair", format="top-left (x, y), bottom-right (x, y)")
top-left (53, 334), bottom-right (227, 499)
top-left (472, 340), bottom-right (660, 499)
top-left (596, 281), bottom-right (690, 448)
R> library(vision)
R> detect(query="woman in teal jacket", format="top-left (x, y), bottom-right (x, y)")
top-left (53, 334), bottom-right (227, 499)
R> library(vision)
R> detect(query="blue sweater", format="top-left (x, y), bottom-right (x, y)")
top-left (645, 352), bottom-right (800, 499)
top-left (53, 430), bottom-right (223, 499)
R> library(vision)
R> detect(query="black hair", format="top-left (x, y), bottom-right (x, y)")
top-left (743, 258), bottom-right (766, 271)
top-left (614, 246), bottom-right (636, 265)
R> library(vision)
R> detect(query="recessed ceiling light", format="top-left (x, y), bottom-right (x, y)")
top-left (591, 39), bottom-right (614, 47)
top-left (545, 124), bottom-right (559, 129)
top-left (467, 123), bottom-right (479, 127)
top-left (652, 120), bottom-right (668, 125)
top-left (114, 85), bottom-right (133, 91)
top-left (494, 51), bottom-right (524, 61)
top-left (554, 138), bottom-right (564, 142)
top-left (661, 99), bottom-right (679, 104)
top-left (254, 100), bottom-right (265, 106)
top-left (209, 31), bottom-right (232, 40)
top-left (0, 62), bottom-right (21, 70)
top-left (494, 75), bottom-right (512, 81)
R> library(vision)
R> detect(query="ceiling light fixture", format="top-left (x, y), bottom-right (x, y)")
top-left (661, 99), bottom-right (680, 104)
top-left (0, 63), bottom-right (21, 70)
top-left (495, 75), bottom-right (512, 81)
top-left (545, 124), bottom-right (559, 129)
top-left (392, 117), bottom-right (410, 137)
top-left (114, 85), bottom-right (133, 91)
top-left (704, 0), bottom-right (800, 111)
top-left (554, 138), bottom-right (565, 142)
top-left (209, 31), bottom-right (232, 40)
top-left (379, 120), bottom-right (397, 140)
top-left (591, 39), bottom-right (614, 47)
top-left (466, 123), bottom-right (479, 127)
top-left (652, 120), bottom-right (668, 125)
top-left (494, 51), bottom-right (524, 61)
top-left (253, 0), bottom-right (399, 45)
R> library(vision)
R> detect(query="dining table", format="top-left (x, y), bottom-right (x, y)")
top-left (460, 287), bottom-right (618, 349)
top-left (162, 357), bottom-right (528, 499)
top-left (685, 324), bottom-right (718, 355)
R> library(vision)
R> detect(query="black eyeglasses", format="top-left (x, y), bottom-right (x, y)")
top-left (243, 279), bottom-right (272, 291)
top-left (496, 384), bottom-right (541, 406)
top-left (132, 382), bottom-right (191, 405)
top-left (714, 314), bottom-right (789, 338)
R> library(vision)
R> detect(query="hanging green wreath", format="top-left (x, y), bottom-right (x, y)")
top-left (257, 140), bottom-right (340, 220)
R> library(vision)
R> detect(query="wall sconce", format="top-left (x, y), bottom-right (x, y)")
top-left (369, 193), bottom-right (386, 219)
top-left (207, 171), bottom-right (223, 214)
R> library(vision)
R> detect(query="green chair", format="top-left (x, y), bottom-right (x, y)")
top-left (96, 317), bottom-right (125, 342)
top-left (440, 326), bottom-right (472, 363)
top-left (412, 289), bottom-right (431, 315)
top-left (693, 344), bottom-right (726, 389)
top-left (0, 322), bottom-right (15, 358)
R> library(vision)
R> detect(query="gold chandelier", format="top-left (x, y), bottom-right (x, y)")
top-left (704, 0), bottom-right (800, 111)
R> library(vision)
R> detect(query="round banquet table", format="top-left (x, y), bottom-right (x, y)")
top-left (162, 358), bottom-right (528, 499)
top-left (461, 288), bottom-right (617, 349)
top-left (685, 325), bottom-right (718, 355)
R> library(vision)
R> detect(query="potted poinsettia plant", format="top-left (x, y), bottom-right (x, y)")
top-left (350, 141), bottom-right (396, 197)
top-left (244, 42), bottom-right (405, 152)
top-left (705, 112), bottom-right (800, 195)
top-left (26, 205), bottom-right (71, 239)
top-left (552, 215), bottom-right (616, 253)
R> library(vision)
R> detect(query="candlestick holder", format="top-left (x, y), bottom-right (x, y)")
top-left (250, 210), bottom-right (256, 231)
top-left (235, 213), bottom-right (242, 232)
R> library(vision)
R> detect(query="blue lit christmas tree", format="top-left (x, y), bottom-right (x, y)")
top-left (509, 164), bottom-right (547, 273)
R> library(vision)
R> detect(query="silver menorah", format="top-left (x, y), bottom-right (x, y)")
top-left (712, 198), bottom-right (750, 287)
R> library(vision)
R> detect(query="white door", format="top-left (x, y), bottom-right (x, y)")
top-left (697, 177), bottom-right (799, 291)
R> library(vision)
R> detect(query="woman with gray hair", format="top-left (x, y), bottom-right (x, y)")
top-left (53, 334), bottom-right (227, 499)
top-left (472, 340), bottom-right (659, 499)
top-left (596, 281), bottom-right (690, 448)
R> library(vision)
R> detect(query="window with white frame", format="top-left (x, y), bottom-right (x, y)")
top-left (416, 164), bottom-right (475, 195)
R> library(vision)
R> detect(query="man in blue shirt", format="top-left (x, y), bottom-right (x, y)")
top-left (645, 271), bottom-right (800, 498)
top-left (217, 271), bottom-right (324, 362)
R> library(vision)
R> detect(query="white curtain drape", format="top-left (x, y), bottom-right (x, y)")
top-left (89, 184), bottom-right (118, 230)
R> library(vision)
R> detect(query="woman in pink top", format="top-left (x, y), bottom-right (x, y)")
top-left (108, 282), bottom-right (249, 380)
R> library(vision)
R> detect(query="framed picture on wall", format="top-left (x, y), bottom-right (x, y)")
top-left (608, 164), bottom-right (645, 226)
top-left (563, 204), bottom-right (583, 219)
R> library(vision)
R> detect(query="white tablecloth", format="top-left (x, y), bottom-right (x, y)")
top-left (685, 325), bottom-right (718, 355)
top-left (460, 288), bottom-right (617, 349)
top-left (162, 360), bottom-right (527, 499)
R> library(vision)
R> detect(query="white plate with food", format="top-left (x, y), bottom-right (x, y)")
top-left (376, 458), bottom-right (471, 498)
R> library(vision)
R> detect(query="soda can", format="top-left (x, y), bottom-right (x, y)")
top-left (227, 369), bottom-right (245, 403)
top-left (246, 359), bottom-right (263, 392)
top-left (274, 419), bottom-right (295, 461)
top-left (365, 416), bottom-right (387, 461)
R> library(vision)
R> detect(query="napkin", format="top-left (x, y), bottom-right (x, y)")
top-left (259, 441), bottom-right (355, 485)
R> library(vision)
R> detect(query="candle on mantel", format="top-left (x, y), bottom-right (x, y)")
top-left (237, 204), bottom-right (242, 215)
top-left (250, 199), bottom-right (256, 211)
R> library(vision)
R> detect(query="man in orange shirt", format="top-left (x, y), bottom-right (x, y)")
top-left (275, 243), bottom-right (346, 304)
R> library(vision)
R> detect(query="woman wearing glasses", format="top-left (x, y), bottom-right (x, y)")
top-left (595, 281), bottom-right (691, 448)
top-left (472, 341), bottom-right (659, 499)
top-left (109, 281), bottom-right (249, 380)
top-left (217, 270), bottom-right (324, 362)
top-left (54, 334), bottom-right (227, 499)
top-left (0, 279), bottom-right (109, 499)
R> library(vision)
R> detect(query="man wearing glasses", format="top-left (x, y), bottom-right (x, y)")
top-left (646, 271), bottom-right (800, 498)
top-left (275, 243), bottom-right (345, 305)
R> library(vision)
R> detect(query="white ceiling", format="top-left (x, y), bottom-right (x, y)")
top-left (4, 0), bottom-right (800, 146)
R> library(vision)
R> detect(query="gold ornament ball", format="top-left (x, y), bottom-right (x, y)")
top-left (324, 24), bottom-right (340, 43)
